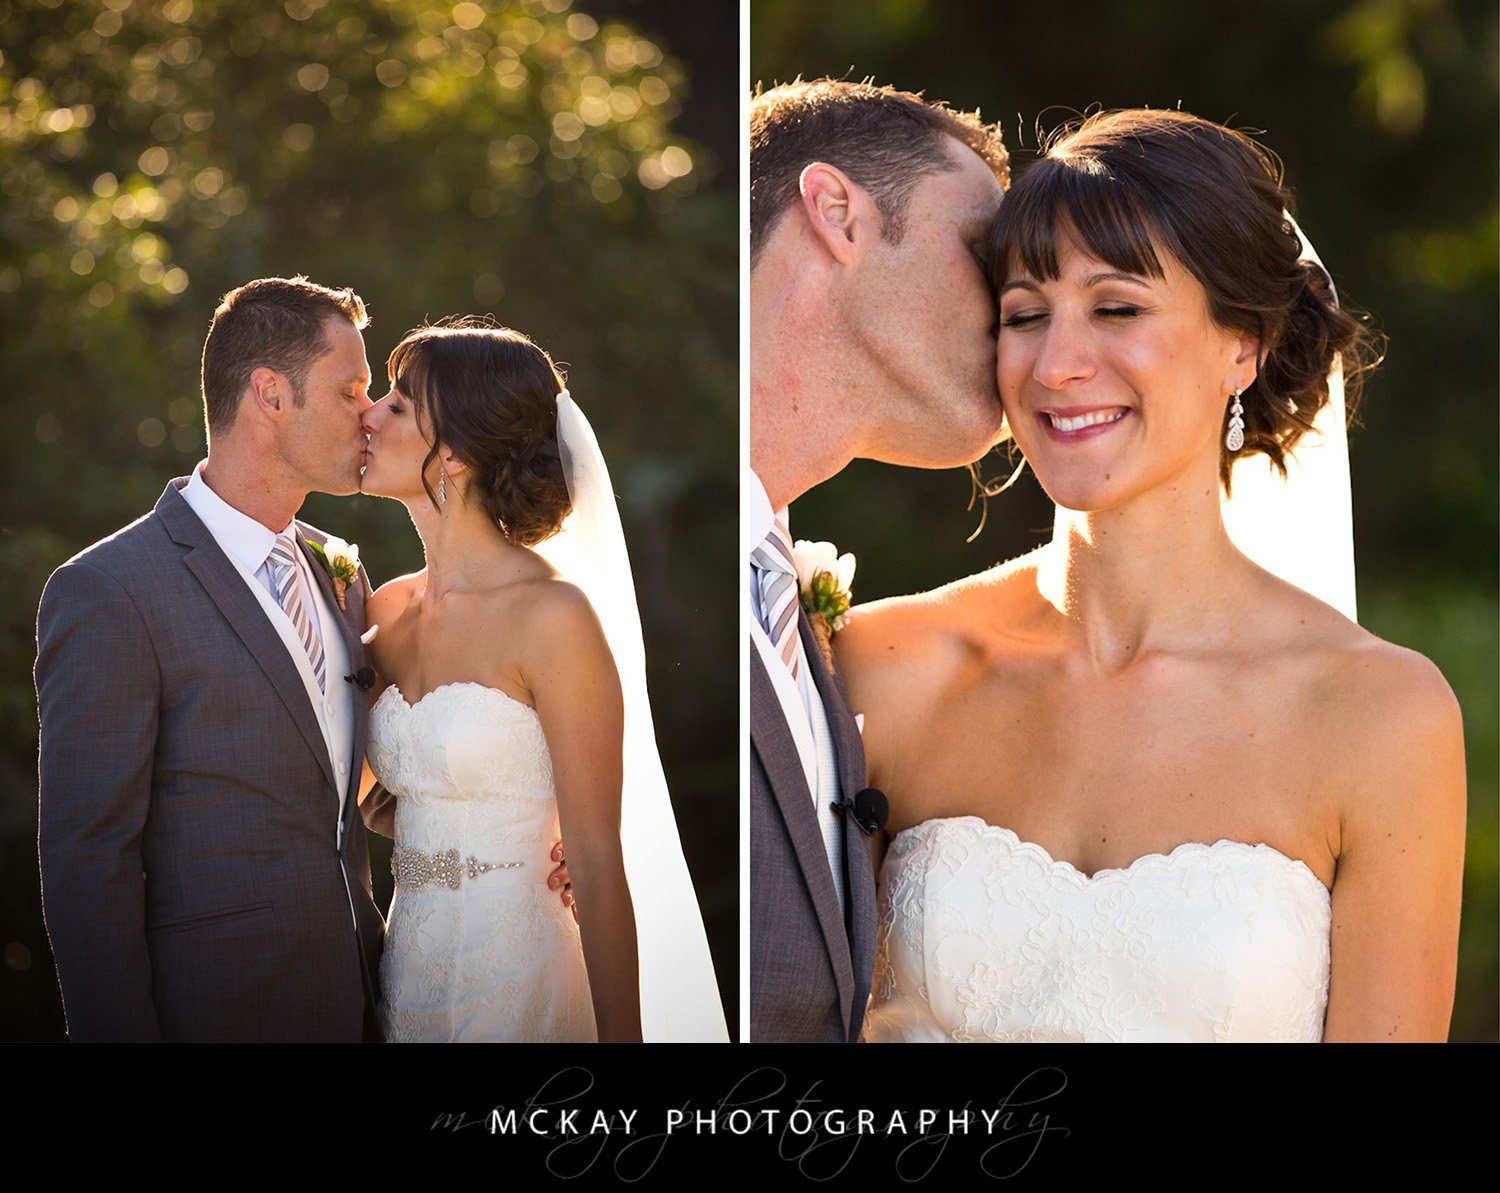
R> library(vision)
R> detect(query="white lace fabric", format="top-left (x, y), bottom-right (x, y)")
top-left (373, 682), bottom-right (596, 1043)
top-left (865, 816), bottom-right (1331, 1043)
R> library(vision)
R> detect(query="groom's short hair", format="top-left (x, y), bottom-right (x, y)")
top-left (201, 276), bottom-right (368, 433)
top-left (750, 78), bottom-right (1009, 266)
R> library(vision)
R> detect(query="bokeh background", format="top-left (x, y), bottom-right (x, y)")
top-left (1, 0), bottom-right (737, 1039)
top-left (754, 0), bottom-right (1497, 1041)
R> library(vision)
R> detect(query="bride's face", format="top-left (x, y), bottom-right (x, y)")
top-left (996, 232), bottom-right (1254, 513)
top-left (360, 383), bottom-right (438, 501)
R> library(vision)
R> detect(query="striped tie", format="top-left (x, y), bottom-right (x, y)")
top-left (269, 533), bottom-right (326, 692)
top-left (751, 515), bottom-right (802, 684)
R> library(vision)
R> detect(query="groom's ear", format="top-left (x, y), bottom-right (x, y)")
top-left (798, 162), bottom-right (875, 266)
top-left (247, 366), bottom-right (291, 421)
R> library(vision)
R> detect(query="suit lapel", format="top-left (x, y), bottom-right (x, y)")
top-left (749, 642), bottom-right (855, 1020)
top-left (298, 527), bottom-right (372, 832)
top-left (801, 614), bottom-right (866, 806)
top-left (156, 482), bottom-right (338, 797)
top-left (799, 614), bottom-right (877, 1039)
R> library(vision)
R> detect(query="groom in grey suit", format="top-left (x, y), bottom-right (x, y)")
top-left (37, 277), bottom-right (385, 1041)
top-left (748, 80), bottom-right (1009, 1041)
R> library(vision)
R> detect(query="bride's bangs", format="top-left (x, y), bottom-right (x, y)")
top-left (386, 335), bottom-right (438, 427)
top-left (386, 332), bottom-right (447, 508)
top-left (991, 158), bottom-right (1165, 285)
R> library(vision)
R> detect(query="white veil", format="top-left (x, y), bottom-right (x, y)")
top-left (535, 391), bottom-right (729, 1042)
top-left (1220, 222), bottom-right (1358, 621)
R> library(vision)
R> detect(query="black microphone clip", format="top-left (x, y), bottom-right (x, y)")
top-left (344, 666), bottom-right (376, 692)
top-left (830, 787), bottom-right (889, 838)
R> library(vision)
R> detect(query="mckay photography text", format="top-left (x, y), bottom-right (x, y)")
top-left (429, 1064), bottom-right (1072, 1180)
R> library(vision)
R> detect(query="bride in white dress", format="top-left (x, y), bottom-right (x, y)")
top-left (359, 320), bottom-right (725, 1042)
top-left (836, 110), bottom-right (1466, 1042)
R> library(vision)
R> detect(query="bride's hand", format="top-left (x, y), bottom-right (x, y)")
top-left (358, 758), bottom-right (396, 839)
top-left (548, 841), bottom-right (577, 922)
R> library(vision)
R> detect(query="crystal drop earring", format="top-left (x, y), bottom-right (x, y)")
top-left (1225, 389), bottom-right (1245, 452)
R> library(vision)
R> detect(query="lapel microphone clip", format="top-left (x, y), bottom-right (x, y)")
top-left (344, 666), bottom-right (376, 692)
top-left (830, 787), bottom-right (889, 837)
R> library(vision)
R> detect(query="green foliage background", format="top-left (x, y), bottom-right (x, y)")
top-left (0, 0), bottom-right (737, 1038)
top-left (754, 0), bottom-right (1498, 1041)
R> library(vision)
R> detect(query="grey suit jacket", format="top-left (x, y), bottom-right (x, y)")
top-left (36, 479), bottom-right (383, 1041)
top-left (749, 612), bottom-right (878, 1042)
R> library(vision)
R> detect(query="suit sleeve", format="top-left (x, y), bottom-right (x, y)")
top-left (36, 560), bottom-right (163, 1040)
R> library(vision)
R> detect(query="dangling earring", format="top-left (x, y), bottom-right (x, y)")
top-left (438, 468), bottom-right (447, 504)
top-left (1225, 388), bottom-right (1245, 452)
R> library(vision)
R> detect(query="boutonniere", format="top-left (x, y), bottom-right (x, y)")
top-left (792, 539), bottom-right (856, 667)
top-left (307, 535), bottom-right (360, 611)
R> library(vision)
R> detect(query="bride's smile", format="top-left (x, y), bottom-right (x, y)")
top-left (997, 237), bottom-right (1255, 515)
top-left (1039, 405), bottom-right (1129, 437)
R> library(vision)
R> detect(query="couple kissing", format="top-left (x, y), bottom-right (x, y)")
top-left (36, 277), bottom-right (726, 1043)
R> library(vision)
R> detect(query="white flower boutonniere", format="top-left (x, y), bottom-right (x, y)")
top-left (307, 535), bottom-right (360, 611)
top-left (792, 539), bottom-right (856, 635)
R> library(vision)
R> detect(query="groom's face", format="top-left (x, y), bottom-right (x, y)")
top-left (849, 137), bottom-right (1006, 466)
top-left (280, 314), bottom-right (373, 497)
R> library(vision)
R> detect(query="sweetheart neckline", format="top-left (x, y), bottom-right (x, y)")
top-left (890, 815), bottom-right (1332, 898)
top-left (376, 680), bottom-right (537, 716)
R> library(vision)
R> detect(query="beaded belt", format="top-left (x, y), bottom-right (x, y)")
top-left (391, 846), bottom-right (525, 891)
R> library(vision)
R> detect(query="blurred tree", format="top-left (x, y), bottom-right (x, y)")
top-left (0, 0), bottom-right (737, 1038)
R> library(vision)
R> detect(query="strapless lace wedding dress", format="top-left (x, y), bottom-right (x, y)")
top-left (370, 682), bottom-right (596, 1042)
top-left (865, 816), bottom-right (1331, 1043)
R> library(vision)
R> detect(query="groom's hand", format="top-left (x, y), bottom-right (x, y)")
top-left (548, 842), bottom-right (577, 922)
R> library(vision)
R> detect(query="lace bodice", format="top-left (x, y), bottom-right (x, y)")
top-left (370, 682), bottom-right (595, 1042)
top-left (370, 682), bottom-right (560, 866)
top-left (866, 816), bottom-right (1331, 1043)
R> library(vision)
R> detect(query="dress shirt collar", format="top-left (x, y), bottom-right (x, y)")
top-left (181, 460), bottom-right (296, 575)
top-left (744, 465), bottom-right (785, 564)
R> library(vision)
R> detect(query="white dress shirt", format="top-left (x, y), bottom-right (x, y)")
top-left (746, 465), bottom-right (846, 913)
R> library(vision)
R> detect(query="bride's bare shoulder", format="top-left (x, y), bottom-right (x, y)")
top-left (1318, 617), bottom-right (1462, 768)
top-left (1268, 581), bottom-right (1458, 731)
top-left (500, 571), bottom-right (598, 636)
top-left (368, 570), bottom-right (424, 623)
top-left (834, 551), bottom-right (1043, 698)
top-left (1268, 584), bottom-right (1463, 836)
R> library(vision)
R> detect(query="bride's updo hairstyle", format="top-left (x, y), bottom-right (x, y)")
top-left (386, 319), bottom-right (571, 546)
top-left (989, 108), bottom-right (1378, 489)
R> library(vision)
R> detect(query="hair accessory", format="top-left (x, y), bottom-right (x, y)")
top-left (1225, 388), bottom-right (1245, 452)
